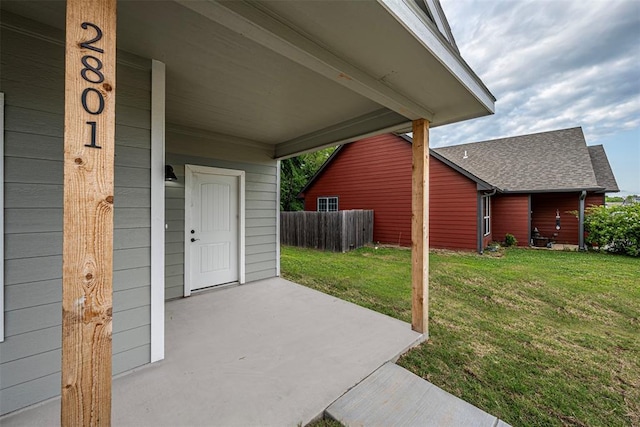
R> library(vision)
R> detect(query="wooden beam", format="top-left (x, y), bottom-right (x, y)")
top-left (274, 108), bottom-right (410, 160)
top-left (411, 119), bottom-right (429, 334)
top-left (62, 0), bottom-right (116, 424)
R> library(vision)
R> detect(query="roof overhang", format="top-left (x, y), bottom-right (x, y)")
top-left (503, 187), bottom-right (606, 194)
top-left (1, 0), bottom-right (495, 158)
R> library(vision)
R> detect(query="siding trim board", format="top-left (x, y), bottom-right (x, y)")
top-left (0, 92), bottom-right (5, 342)
top-left (150, 60), bottom-right (166, 363)
top-left (276, 160), bottom-right (281, 277)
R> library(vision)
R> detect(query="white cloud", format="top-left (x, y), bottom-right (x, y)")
top-left (433, 0), bottom-right (640, 151)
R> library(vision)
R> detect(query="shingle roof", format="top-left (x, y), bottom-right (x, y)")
top-left (588, 145), bottom-right (619, 192)
top-left (432, 127), bottom-right (614, 193)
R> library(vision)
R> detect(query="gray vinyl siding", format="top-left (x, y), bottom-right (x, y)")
top-left (0, 16), bottom-right (152, 416)
top-left (165, 133), bottom-right (278, 300)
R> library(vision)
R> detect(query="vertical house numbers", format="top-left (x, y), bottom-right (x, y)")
top-left (80, 22), bottom-right (107, 149)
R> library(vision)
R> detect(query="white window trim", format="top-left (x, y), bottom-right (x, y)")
top-left (150, 61), bottom-right (165, 362)
top-left (0, 93), bottom-right (5, 342)
top-left (184, 164), bottom-right (246, 297)
top-left (483, 195), bottom-right (491, 236)
top-left (317, 196), bottom-right (339, 212)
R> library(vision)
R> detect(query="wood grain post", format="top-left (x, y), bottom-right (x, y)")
top-left (62, 0), bottom-right (116, 424)
top-left (411, 119), bottom-right (429, 334)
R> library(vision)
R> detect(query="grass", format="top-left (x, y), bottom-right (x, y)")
top-left (281, 246), bottom-right (640, 427)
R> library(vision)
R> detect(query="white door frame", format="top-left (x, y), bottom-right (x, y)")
top-left (184, 164), bottom-right (245, 296)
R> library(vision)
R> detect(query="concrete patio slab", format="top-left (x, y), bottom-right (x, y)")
top-left (327, 363), bottom-right (509, 427)
top-left (2, 277), bottom-right (423, 426)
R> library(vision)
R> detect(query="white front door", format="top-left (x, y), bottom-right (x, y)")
top-left (186, 166), bottom-right (243, 292)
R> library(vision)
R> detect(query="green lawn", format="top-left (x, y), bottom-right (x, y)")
top-left (281, 246), bottom-right (640, 427)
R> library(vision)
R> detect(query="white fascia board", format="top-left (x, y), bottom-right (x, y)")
top-left (150, 60), bottom-right (165, 362)
top-left (176, 0), bottom-right (433, 121)
top-left (423, 0), bottom-right (459, 53)
top-left (379, 0), bottom-right (495, 113)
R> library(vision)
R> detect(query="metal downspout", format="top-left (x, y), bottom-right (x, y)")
top-left (579, 190), bottom-right (587, 251)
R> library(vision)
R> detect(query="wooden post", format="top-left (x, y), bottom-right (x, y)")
top-left (62, 0), bottom-right (116, 424)
top-left (411, 119), bottom-right (429, 334)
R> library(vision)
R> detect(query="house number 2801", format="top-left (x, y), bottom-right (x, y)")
top-left (80, 22), bottom-right (106, 149)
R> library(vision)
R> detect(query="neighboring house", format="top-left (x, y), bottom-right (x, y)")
top-left (300, 128), bottom-right (619, 251)
top-left (0, 0), bottom-right (494, 417)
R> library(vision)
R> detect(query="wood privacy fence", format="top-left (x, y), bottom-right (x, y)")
top-left (280, 210), bottom-right (374, 252)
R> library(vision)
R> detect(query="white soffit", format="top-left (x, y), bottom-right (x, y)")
top-left (1, 0), bottom-right (495, 157)
top-left (176, 0), bottom-right (435, 121)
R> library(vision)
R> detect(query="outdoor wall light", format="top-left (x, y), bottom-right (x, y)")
top-left (165, 165), bottom-right (178, 182)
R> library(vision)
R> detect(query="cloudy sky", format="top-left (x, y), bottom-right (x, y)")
top-left (432, 0), bottom-right (640, 196)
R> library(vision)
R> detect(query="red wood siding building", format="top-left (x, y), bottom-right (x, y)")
top-left (302, 134), bottom-right (485, 250)
top-left (302, 134), bottom-right (413, 246)
top-left (430, 155), bottom-right (479, 251)
top-left (299, 130), bottom-right (617, 252)
top-left (492, 195), bottom-right (530, 246)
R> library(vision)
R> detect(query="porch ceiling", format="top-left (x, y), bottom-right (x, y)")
top-left (1, 0), bottom-right (494, 158)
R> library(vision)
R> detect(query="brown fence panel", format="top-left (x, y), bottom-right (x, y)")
top-left (280, 210), bottom-right (374, 252)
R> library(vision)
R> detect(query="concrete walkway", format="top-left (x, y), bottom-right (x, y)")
top-left (2, 278), bottom-right (423, 426)
top-left (327, 363), bottom-right (510, 426)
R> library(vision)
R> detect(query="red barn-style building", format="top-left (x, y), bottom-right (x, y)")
top-left (299, 128), bottom-right (619, 252)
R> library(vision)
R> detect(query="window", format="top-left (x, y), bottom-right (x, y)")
top-left (483, 195), bottom-right (491, 236)
top-left (317, 196), bottom-right (338, 212)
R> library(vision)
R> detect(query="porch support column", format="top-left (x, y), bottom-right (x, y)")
top-left (62, 0), bottom-right (116, 424)
top-left (411, 119), bottom-right (429, 335)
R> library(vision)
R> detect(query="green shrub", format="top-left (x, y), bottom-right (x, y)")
top-left (504, 233), bottom-right (518, 247)
top-left (584, 204), bottom-right (640, 256)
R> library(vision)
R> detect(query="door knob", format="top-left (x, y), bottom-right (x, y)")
top-left (191, 238), bottom-right (200, 242)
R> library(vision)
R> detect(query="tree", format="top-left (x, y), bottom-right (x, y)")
top-left (605, 196), bottom-right (624, 203)
top-left (280, 147), bottom-right (337, 211)
top-left (584, 204), bottom-right (640, 257)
